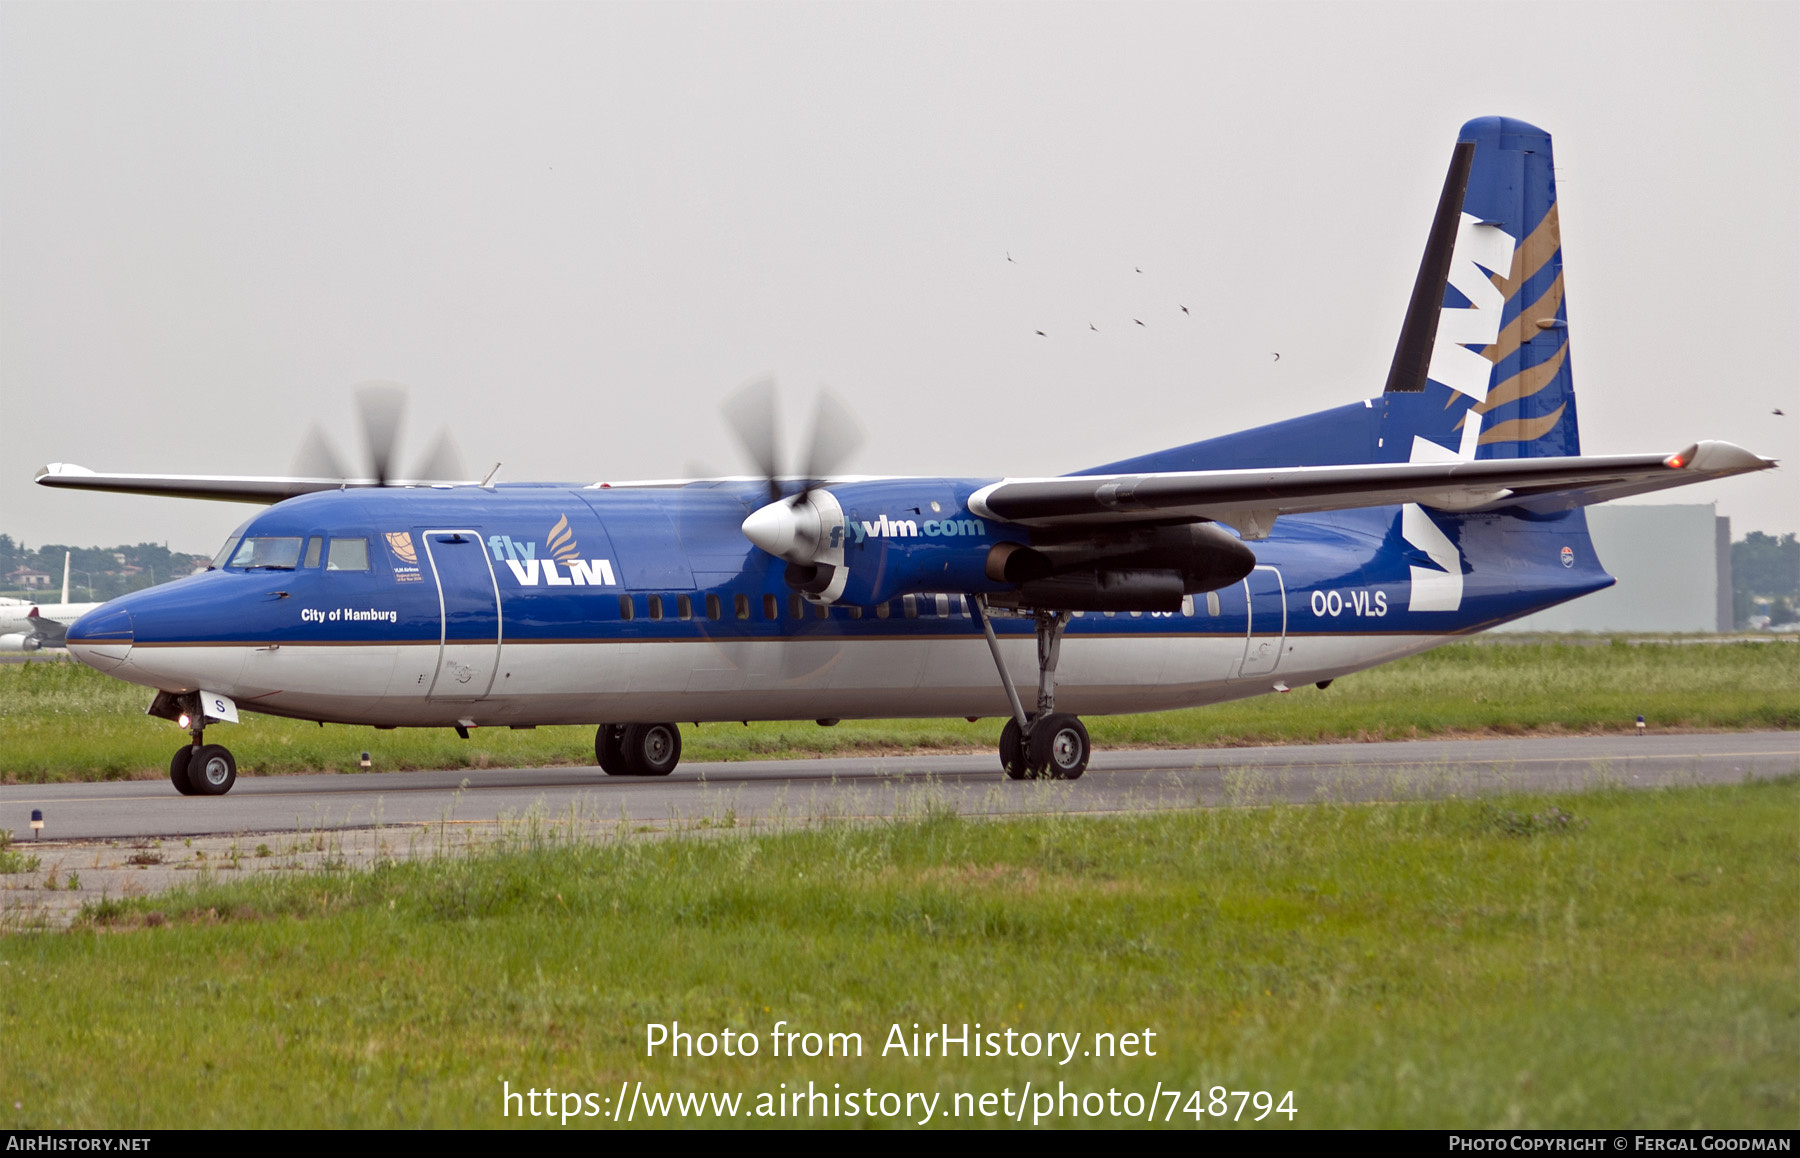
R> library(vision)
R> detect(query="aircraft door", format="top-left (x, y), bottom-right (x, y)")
top-left (421, 529), bottom-right (503, 701)
top-left (1238, 565), bottom-right (1287, 677)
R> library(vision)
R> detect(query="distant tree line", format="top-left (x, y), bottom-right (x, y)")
top-left (0, 535), bottom-right (211, 602)
top-left (1733, 532), bottom-right (1800, 628)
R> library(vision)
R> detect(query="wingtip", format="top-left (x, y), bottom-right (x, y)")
top-left (1676, 441), bottom-right (1778, 474)
top-left (35, 463), bottom-right (95, 483)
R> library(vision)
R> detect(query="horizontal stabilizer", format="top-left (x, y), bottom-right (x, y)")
top-left (968, 441), bottom-right (1773, 538)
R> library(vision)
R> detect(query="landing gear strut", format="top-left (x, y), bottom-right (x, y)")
top-left (595, 722), bottom-right (683, 777)
top-left (973, 598), bottom-right (1090, 780)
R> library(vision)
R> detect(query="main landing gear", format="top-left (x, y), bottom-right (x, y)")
top-left (169, 723), bottom-right (237, 796)
top-left (595, 723), bottom-right (683, 777)
top-left (972, 598), bottom-right (1090, 780)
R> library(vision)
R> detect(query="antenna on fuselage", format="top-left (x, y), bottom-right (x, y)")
top-left (480, 463), bottom-right (502, 488)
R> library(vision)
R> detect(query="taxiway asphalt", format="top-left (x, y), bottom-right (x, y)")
top-left (5, 731), bottom-right (1795, 843)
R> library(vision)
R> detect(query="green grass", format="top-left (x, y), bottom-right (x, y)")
top-left (2, 638), bottom-right (1796, 783)
top-left (3, 779), bottom-right (1794, 1127)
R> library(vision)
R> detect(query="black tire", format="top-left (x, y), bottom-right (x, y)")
top-left (1026, 713), bottom-right (1089, 780)
top-left (999, 717), bottom-right (1029, 780)
top-left (170, 746), bottom-right (197, 796)
top-left (595, 724), bottom-right (629, 775)
top-left (620, 723), bottom-right (681, 777)
top-left (187, 744), bottom-right (238, 795)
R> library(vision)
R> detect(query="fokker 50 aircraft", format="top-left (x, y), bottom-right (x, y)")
top-left (37, 117), bottom-right (1775, 795)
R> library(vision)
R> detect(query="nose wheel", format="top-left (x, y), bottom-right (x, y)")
top-left (975, 599), bottom-right (1088, 780)
top-left (170, 718), bottom-right (239, 795)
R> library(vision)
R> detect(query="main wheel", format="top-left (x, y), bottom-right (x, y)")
top-left (170, 746), bottom-right (197, 796)
top-left (619, 723), bottom-right (681, 777)
top-left (595, 724), bottom-right (629, 775)
top-left (1026, 713), bottom-right (1089, 780)
top-left (999, 717), bottom-right (1029, 780)
top-left (187, 744), bottom-right (238, 795)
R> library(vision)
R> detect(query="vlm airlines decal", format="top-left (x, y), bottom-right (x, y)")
top-left (493, 516), bottom-right (617, 587)
top-left (1429, 213), bottom-right (1518, 458)
top-left (848, 514), bottom-right (987, 545)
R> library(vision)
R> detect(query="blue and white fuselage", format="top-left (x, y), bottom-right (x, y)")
top-left (68, 468), bottom-right (1606, 729)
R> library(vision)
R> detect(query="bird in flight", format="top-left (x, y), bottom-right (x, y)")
top-left (1135, 267), bottom-right (1142, 274)
top-left (1090, 323), bottom-right (1098, 331)
top-left (1135, 319), bottom-right (1145, 327)
top-left (1035, 330), bottom-right (1046, 337)
top-left (1007, 252), bottom-right (1016, 264)
top-left (1775, 408), bottom-right (1786, 416)
top-left (1180, 304), bottom-right (1189, 315)
top-left (1272, 352), bottom-right (1281, 362)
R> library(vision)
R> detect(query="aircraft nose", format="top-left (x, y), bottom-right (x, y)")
top-left (66, 605), bottom-right (133, 672)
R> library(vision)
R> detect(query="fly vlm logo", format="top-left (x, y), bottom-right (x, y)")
top-left (490, 515), bottom-right (617, 588)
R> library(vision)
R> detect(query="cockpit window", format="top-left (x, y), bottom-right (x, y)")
top-left (209, 518), bottom-right (257, 570)
top-left (227, 537), bottom-right (304, 570)
top-left (327, 538), bottom-right (370, 572)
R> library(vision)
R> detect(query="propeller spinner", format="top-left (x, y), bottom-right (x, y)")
top-left (723, 377), bottom-right (863, 598)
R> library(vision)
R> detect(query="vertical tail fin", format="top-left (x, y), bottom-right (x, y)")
top-left (1384, 116), bottom-right (1578, 461)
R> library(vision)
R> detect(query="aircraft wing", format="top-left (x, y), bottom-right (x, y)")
top-left (34, 463), bottom-right (475, 504)
top-left (967, 441), bottom-right (1774, 537)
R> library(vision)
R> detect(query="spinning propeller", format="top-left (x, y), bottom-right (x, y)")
top-left (293, 381), bottom-right (469, 488)
top-left (721, 375), bottom-right (862, 507)
top-left (722, 376), bottom-right (863, 596)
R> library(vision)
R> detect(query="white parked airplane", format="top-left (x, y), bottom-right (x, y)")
top-left (1, 552), bottom-right (105, 652)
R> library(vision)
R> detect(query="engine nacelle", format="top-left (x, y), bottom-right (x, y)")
top-left (741, 480), bottom-right (1258, 612)
top-left (0, 632), bottom-right (42, 653)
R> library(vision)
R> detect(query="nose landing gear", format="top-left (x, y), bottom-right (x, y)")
top-left (974, 599), bottom-right (1090, 780)
top-left (167, 714), bottom-right (238, 796)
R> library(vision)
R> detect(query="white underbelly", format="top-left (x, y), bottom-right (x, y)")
top-left (98, 632), bottom-right (1450, 728)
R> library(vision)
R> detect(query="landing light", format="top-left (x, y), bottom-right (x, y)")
top-left (177, 713), bottom-right (191, 729)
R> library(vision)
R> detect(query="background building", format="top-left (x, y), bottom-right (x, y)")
top-left (1498, 504), bottom-right (1731, 633)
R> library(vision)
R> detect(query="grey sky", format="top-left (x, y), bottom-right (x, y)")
top-left (2, 1), bottom-right (1793, 556)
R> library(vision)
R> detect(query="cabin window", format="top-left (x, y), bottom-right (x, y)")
top-left (705, 594), bottom-right (722, 620)
top-left (815, 601), bottom-right (829, 619)
top-left (1205, 591), bottom-right (1221, 617)
top-left (303, 537), bottom-right (323, 568)
top-left (735, 593), bottom-right (750, 620)
top-left (618, 595), bottom-right (635, 621)
top-left (875, 601), bottom-right (890, 619)
top-left (790, 593), bottom-right (805, 620)
top-left (677, 594), bottom-right (693, 620)
top-left (1181, 595), bottom-right (1195, 617)
top-left (936, 594), bottom-right (951, 618)
top-left (763, 594), bottom-right (779, 620)
top-left (903, 595), bottom-right (918, 619)
top-left (327, 538), bottom-right (370, 571)
top-left (648, 594), bottom-right (664, 620)
top-left (227, 537), bottom-right (303, 570)
top-left (954, 595), bottom-right (967, 618)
